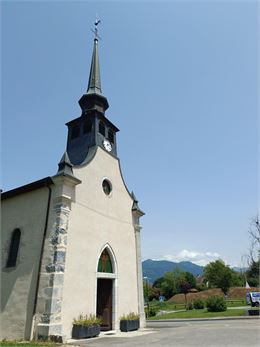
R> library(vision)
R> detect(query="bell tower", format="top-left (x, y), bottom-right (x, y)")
top-left (66, 34), bottom-right (119, 165)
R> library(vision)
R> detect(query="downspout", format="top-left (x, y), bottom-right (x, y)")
top-left (30, 184), bottom-right (52, 340)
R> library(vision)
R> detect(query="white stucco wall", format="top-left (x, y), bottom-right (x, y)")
top-left (1, 188), bottom-right (51, 340)
top-left (1, 147), bottom-right (144, 341)
top-left (61, 147), bottom-right (139, 338)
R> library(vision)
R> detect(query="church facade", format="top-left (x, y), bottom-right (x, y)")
top-left (1, 35), bottom-right (145, 342)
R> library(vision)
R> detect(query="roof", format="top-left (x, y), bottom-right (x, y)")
top-left (87, 38), bottom-right (102, 95)
top-left (1, 177), bottom-right (54, 200)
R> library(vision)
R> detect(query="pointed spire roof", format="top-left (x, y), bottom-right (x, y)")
top-left (56, 151), bottom-right (74, 177)
top-left (87, 38), bottom-right (102, 95)
top-left (79, 37), bottom-right (109, 114)
top-left (131, 191), bottom-right (145, 216)
top-left (54, 151), bottom-right (81, 185)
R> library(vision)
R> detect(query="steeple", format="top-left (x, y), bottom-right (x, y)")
top-left (65, 23), bottom-right (119, 166)
top-left (79, 37), bottom-right (109, 114)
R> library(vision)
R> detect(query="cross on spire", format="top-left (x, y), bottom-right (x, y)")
top-left (91, 18), bottom-right (101, 40)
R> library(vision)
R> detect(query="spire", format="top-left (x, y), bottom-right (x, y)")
top-left (87, 38), bottom-right (102, 95)
top-left (79, 29), bottom-right (109, 114)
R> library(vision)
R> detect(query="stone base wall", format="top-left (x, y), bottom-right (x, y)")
top-left (35, 197), bottom-right (71, 342)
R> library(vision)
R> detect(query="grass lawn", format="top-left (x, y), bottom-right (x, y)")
top-left (149, 301), bottom-right (186, 311)
top-left (148, 298), bottom-right (246, 312)
top-left (226, 299), bottom-right (246, 307)
top-left (148, 308), bottom-right (246, 320)
top-left (0, 342), bottom-right (61, 347)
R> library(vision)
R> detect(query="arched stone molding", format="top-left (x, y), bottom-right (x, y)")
top-left (96, 243), bottom-right (118, 276)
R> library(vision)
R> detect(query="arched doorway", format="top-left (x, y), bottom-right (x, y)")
top-left (96, 246), bottom-right (117, 331)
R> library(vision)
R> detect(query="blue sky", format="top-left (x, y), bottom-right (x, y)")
top-left (2, 0), bottom-right (259, 267)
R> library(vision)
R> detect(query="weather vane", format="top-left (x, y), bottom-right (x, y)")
top-left (91, 17), bottom-right (101, 40)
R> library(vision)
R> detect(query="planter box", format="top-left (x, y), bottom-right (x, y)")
top-left (120, 319), bottom-right (140, 332)
top-left (247, 309), bottom-right (260, 316)
top-left (72, 325), bottom-right (100, 339)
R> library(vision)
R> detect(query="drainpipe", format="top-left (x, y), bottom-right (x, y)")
top-left (30, 183), bottom-right (52, 340)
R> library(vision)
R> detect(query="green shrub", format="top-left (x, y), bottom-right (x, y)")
top-left (148, 307), bottom-right (158, 317)
top-left (196, 283), bottom-right (207, 291)
top-left (186, 302), bottom-right (193, 310)
top-left (206, 296), bottom-right (227, 312)
top-left (193, 299), bottom-right (205, 309)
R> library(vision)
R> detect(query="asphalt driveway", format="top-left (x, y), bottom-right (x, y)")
top-left (67, 318), bottom-right (260, 347)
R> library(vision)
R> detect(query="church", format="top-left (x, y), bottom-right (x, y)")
top-left (1, 28), bottom-right (145, 342)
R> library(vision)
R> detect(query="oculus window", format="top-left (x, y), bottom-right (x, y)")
top-left (102, 179), bottom-right (112, 196)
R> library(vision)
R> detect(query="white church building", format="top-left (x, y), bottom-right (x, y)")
top-left (1, 32), bottom-right (145, 342)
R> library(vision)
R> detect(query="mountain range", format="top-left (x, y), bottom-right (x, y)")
top-left (142, 259), bottom-right (204, 284)
top-left (142, 259), bottom-right (246, 284)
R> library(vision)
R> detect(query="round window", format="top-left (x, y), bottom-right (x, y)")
top-left (102, 179), bottom-right (112, 196)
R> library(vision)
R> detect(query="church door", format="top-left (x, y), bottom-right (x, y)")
top-left (96, 279), bottom-right (113, 331)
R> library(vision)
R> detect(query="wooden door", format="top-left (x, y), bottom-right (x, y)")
top-left (96, 279), bottom-right (113, 331)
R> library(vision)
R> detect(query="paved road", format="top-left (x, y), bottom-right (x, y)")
top-left (68, 318), bottom-right (260, 347)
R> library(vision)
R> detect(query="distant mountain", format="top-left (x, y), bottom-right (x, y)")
top-left (142, 259), bottom-right (204, 284)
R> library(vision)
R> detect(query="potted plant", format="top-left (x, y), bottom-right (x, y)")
top-left (120, 312), bottom-right (140, 332)
top-left (72, 314), bottom-right (102, 339)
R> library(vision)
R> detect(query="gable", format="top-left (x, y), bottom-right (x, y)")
top-left (72, 147), bottom-right (133, 222)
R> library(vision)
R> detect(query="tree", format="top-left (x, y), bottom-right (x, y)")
top-left (153, 269), bottom-right (197, 300)
top-left (143, 279), bottom-right (149, 303)
top-left (204, 260), bottom-right (234, 295)
top-left (246, 215), bottom-right (260, 287)
top-left (183, 271), bottom-right (197, 289)
top-left (230, 270), bottom-right (244, 287)
top-left (246, 260), bottom-right (259, 287)
top-left (248, 215), bottom-right (260, 256)
top-left (179, 281), bottom-right (191, 307)
top-left (153, 276), bottom-right (164, 290)
top-left (148, 286), bottom-right (160, 301)
top-left (153, 269), bottom-right (182, 299)
top-left (160, 271), bottom-right (177, 299)
top-left (179, 272), bottom-right (197, 307)
top-left (143, 280), bottom-right (160, 301)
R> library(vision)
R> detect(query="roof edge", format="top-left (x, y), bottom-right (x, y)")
top-left (1, 177), bottom-right (54, 200)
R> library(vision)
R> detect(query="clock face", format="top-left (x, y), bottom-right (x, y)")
top-left (103, 139), bottom-right (112, 152)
